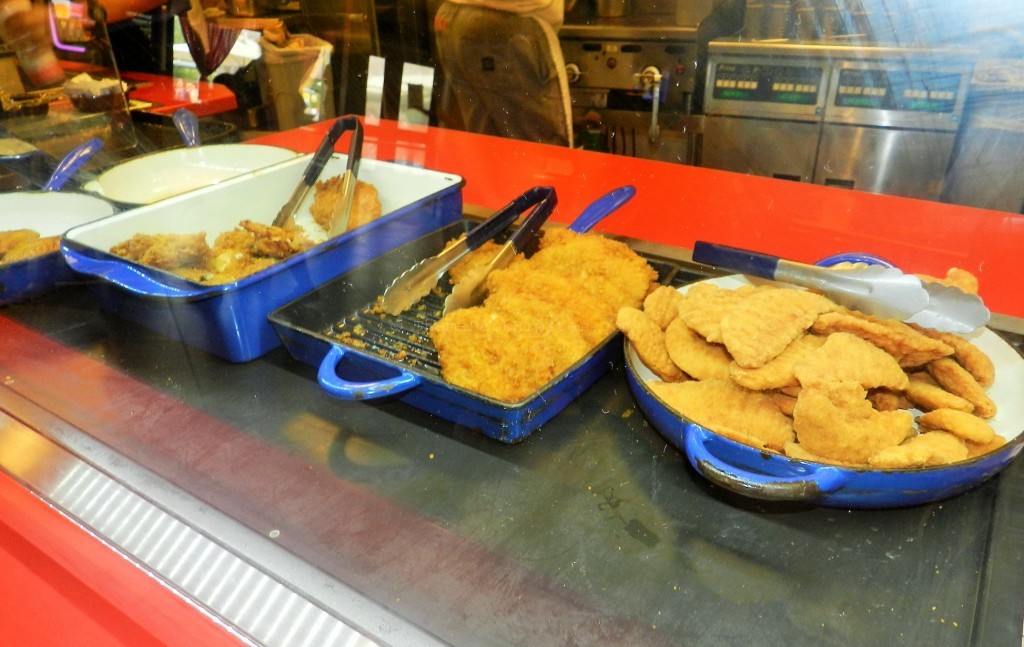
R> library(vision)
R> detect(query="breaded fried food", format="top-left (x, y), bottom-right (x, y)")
top-left (310, 177), bottom-right (383, 233)
top-left (448, 240), bottom-right (504, 284)
top-left (730, 333), bottom-right (827, 391)
top-left (770, 391), bottom-right (797, 416)
top-left (917, 407), bottom-right (996, 444)
top-left (2, 235), bottom-right (59, 263)
top-left (647, 379), bottom-right (795, 450)
top-left (720, 288), bottom-right (836, 369)
top-left (793, 382), bottom-right (913, 464)
top-left (867, 431), bottom-right (969, 468)
top-left (618, 307), bottom-right (684, 382)
top-left (904, 379), bottom-right (974, 413)
top-left (486, 265), bottom-right (616, 345)
top-left (783, 440), bottom-right (862, 467)
top-left (643, 285), bottom-right (685, 330)
top-left (430, 304), bottom-right (590, 403)
top-left (0, 229), bottom-right (40, 256)
top-left (916, 267), bottom-right (979, 295)
top-left (812, 310), bottom-right (954, 368)
top-left (926, 357), bottom-right (997, 418)
top-left (677, 282), bottom-right (765, 343)
top-left (967, 434), bottom-right (1007, 459)
top-left (911, 324), bottom-right (995, 388)
top-left (868, 389), bottom-right (913, 412)
top-left (527, 230), bottom-right (658, 311)
top-left (110, 232), bottom-right (211, 270)
top-left (233, 220), bottom-right (315, 259)
top-left (793, 332), bottom-right (909, 391)
top-left (664, 318), bottom-right (732, 381)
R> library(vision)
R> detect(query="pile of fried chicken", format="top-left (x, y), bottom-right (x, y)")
top-left (0, 229), bottom-right (60, 264)
top-left (619, 268), bottom-right (1004, 469)
top-left (429, 228), bottom-right (658, 403)
top-left (108, 177), bottom-right (381, 284)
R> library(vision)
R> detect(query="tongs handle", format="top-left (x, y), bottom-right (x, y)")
top-left (692, 241), bottom-right (784, 280)
top-left (465, 186), bottom-right (553, 250)
top-left (272, 117), bottom-right (354, 227)
top-left (501, 186), bottom-right (556, 253)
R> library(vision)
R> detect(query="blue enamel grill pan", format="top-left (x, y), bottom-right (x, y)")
top-left (269, 187), bottom-right (638, 442)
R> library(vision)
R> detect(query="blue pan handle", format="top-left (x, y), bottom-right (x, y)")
top-left (318, 346), bottom-right (423, 400)
top-left (43, 137), bottom-right (103, 191)
top-left (62, 246), bottom-right (215, 298)
top-left (172, 108), bottom-right (201, 147)
top-left (684, 424), bottom-right (848, 501)
top-left (569, 185), bottom-right (635, 233)
top-left (691, 241), bottom-right (782, 280)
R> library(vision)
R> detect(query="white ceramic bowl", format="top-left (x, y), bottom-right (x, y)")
top-left (83, 144), bottom-right (298, 205)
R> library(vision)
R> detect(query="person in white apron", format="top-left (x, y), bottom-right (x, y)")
top-left (434, 0), bottom-right (575, 147)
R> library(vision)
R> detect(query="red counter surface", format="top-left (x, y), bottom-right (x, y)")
top-left (255, 118), bottom-right (1024, 321)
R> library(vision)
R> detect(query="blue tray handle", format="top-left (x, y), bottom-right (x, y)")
top-left (684, 424), bottom-right (848, 501)
top-left (43, 137), bottom-right (103, 191)
top-left (569, 185), bottom-right (635, 233)
top-left (318, 345), bottom-right (423, 400)
top-left (62, 247), bottom-right (214, 298)
top-left (691, 241), bottom-right (782, 280)
top-left (172, 108), bottom-right (201, 147)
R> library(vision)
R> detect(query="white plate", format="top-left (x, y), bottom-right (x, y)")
top-left (0, 192), bottom-right (116, 236)
top-left (83, 144), bottom-right (298, 205)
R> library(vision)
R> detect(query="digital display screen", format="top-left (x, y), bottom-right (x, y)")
top-left (833, 67), bottom-right (960, 113)
top-left (711, 63), bottom-right (823, 105)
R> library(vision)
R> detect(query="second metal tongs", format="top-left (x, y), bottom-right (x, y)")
top-left (691, 241), bottom-right (990, 334)
top-left (272, 115), bottom-right (362, 229)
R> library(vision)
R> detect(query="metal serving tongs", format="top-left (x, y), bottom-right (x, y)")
top-left (443, 184), bottom-right (637, 315)
top-left (379, 186), bottom-right (554, 316)
top-left (272, 115), bottom-right (362, 229)
top-left (691, 241), bottom-right (990, 334)
top-left (443, 186), bottom-right (557, 315)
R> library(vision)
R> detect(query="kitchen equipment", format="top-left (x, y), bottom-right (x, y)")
top-left (691, 241), bottom-right (990, 333)
top-left (42, 137), bottom-right (103, 191)
top-left (701, 40), bottom-right (973, 201)
top-left (442, 188), bottom-right (556, 315)
top-left (269, 212), bottom-right (647, 442)
top-left (273, 116), bottom-right (355, 228)
top-left (84, 143), bottom-right (299, 206)
top-left (62, 154), bottom-right (463, 361)
top-left (625, 273), bottom-right (1024, 508)
top-left (443, 184), bottom-right (636, 314)
top-left (0, 192), bottom-right (116, 306)
top-left (379, 187), bottom-right (554, 316)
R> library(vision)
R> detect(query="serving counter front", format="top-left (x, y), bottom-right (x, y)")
top-left (1, 119), bottom-right (1022, 646)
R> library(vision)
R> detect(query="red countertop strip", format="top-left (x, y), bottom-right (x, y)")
top-left (254, 118), bottom-right (1023, 319)
top-left (0, 468), bottom-right (244, 647)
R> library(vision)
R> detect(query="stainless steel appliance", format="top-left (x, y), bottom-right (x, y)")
top-left (701, 40), bottom-right (974, 201)
top-left (559, 0), bottom-right (710, 162)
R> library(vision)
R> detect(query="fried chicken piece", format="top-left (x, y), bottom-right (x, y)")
top-left (916, 267), bottom-right (979, 295)
top-left (110, 232), bottom-right (211, 270)
top-left (0, 229), bottom-right (39, 256)
top-left (967, 434), bottom-right (1007, 459)
top-left (910, 324), bottom-right (995, 388)
top-left (868, 389), bottom-right (913, 412)
top-left (867, 431), bottom-right (969, 468)
top-left (794, 332), bottom-right (909, 391)
top-left (783, 440), bottom-right (863, 467)
top-left (448, 240), bottom-right (504, 284)
top-left (720, 288), bottom-right (836, 369)
top-left (663, 317), bottom-right (732, 381)
top-left (770, 391), bottom-right (797, 417)
top-left (925, 357), bottom-right (997, 418)
top-left (812, 310), bottom-right (954, 368)
top-left (904, 379), bottom-right (974, 413)
top-left (917, 408), bottom-right (996, 445)
top-left (618, 307), bottom-right (684, 382)
top-left (647, 379), bottom-right (795, 451)
top-left (677, 282), bottom-right (766, 343)
top-left (235, 219), bottom-right (315, 259)
top-left (643, 285), bottom-right (685, 330)
top-left (527, 230), bottom-right (657, 311)
top-left (793, 382), bottom-right (913, 464)
top-left (310, 177), bottom-right (383, 233)
top-left (486, 265), bottom-right (616, 345)
top-left (730, 333), bottom-right (827, 391)
top-left (429, 304), bottom-right (590, 403)
top-left (2, 235), bottom-right (59, 263)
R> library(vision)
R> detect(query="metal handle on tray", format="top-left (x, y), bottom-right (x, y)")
top-left (683, 424), bottom-right (848, 502)
top-left (318, 345), bottom-right (423, 400)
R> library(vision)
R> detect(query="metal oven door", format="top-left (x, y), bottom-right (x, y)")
top-left (702, 115), bottom-right (821, 182)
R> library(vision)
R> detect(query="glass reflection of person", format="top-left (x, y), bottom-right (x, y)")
top-left (434, 0), bottom-right (577, 147)
top-left (0, 0), bottom-right (64, 86)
